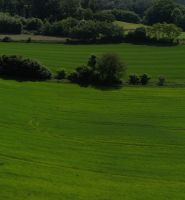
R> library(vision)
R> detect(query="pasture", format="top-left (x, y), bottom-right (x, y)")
top-left (0, 42), bottom-right (184, 83)
top-left (0, 42), bottom-right (185, 199)
top-left (0, 80), bottom-right (185, 200)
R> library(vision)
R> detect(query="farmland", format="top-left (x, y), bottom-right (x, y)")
top-left (0, 41), bottom-right (185, 200)
top-left (0, 80), bottom-right (185, 200)
top-left (0, 42), bottom-right (184, 83)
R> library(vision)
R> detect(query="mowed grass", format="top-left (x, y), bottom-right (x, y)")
top-left (0, 80), bottom-right (185, 199)
top-left (0, 42), bottom-right (184, 83)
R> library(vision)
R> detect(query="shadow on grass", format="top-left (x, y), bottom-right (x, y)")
top-left (0, 75), bottom-right (47, 82)
top-left (77, 82), bottom-right (123, 91)
top-left (123, 40), bottom-right (178, 47)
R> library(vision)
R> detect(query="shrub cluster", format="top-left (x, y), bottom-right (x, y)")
top-left (0, 55), bottom-right (52, 81)
top-left (129, 74), bottom-right (151, 85)
top-left (0, 13), bottom-right (22, 34)
top-left (158, 76), bottom-right (166, 86)
top-left (67, 54), bottom-right (126, 86)
top-left (125, 23), bottom-right (181, 45)
top-left (112, 9), bottom-right (141, 24)
top-left (25, 18), bottom-right (43, 31)
top-left (42, 18), bottom-right (124, 42)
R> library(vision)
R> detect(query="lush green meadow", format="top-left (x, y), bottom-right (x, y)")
top-left (0, 42), bottom-right (184, 83)
top-left (0, 79), bottom-right (185, 200)
top-left (0, 42), bottom-right (185, 199)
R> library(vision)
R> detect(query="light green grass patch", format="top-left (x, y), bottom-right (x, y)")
top-left (115, 21), bottom-right (146, 30)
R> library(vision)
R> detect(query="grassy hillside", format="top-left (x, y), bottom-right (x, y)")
top-left (0, 43), bottom-right (184, 83)
top-left (0, 79), bottom-right (185, 200)
top-left (115, 21), bottom-right (146, 30)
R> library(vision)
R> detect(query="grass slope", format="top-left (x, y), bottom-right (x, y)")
top-left (0, 42), bottom-right (184, 83)
top-left (115, 21), bottom-right (146, 30)
top-left (0, 80), bottom-right (185, 199)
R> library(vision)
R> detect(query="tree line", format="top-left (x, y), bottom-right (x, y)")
top-left (0, 0), bottom-right (184, 44)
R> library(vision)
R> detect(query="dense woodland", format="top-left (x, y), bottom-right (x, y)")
top-left (0, 0), bottom-right (184, 44)
top-left (0, 0), bottom-right (185, 20)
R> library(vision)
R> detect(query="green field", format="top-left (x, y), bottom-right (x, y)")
top-left (115, 21), bottom-right (146, 30)
top-left (0, 80), bottom-right (185, 200)
top-left (0, 42), bottom-right (185, 199)
top-left (0, 42), bottom-right (184, 83)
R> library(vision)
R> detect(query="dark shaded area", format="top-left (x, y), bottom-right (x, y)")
top-left (0, 55), bottom-right (52, 81)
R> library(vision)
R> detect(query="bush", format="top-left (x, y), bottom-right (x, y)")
top-left (126, 27), bottom-right (147, 42)
top-left (68, 66), bottom-right (94, 85)
top-left (97, 22), bottom-right (124, 41)
top-left (75, 8), bottom-right (93, 20)
top-left (96, 53), bottom-right (126, 85)
top-left (26, 37), bottom-right (32, 43)
top-left (1, 36), bottom-right (12, 42)
top-left (68, 54), bottom-right (126, 87)
top-left (129, 74), bottom-right (151, 85)
top-left (42, 19), bottom-right (124, 42)
top-left (0, 55), bottom-right (52, 81)
top-left (112, 9), bottom-right (141, 23)
top-left (146, 23), bottom-right (182, 43)
top-left (25, 18), bottom-right (43, 31)
top-left (129, 74), bottom-right (140, 85)
top-left (70, 20), bottom-right (98, 40)
top-left (42, 18), bottom-right (78, 37)
top-left (0, 13), bottom-right (22, 34)
top-left (93, 11), bottom-right (115, 22)
top-left (158, 76), bottom-right (166, 86)
top-left (140, 74), bottom-right (151, 85)
top-left (55, 69), bottom-right (67, 80)
top-left (88, 55), bottom-right (97, 69)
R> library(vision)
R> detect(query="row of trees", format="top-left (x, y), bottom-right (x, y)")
top-left (0, 0), bottom-right (153, 20)
top-left (0, 13), bottom-right (44, 34)
top-left (0, 54), bottom-right (126, 86)
top-left (0, 12), bottom-right (181, 44)
top-left (42, 18), bottom-right (124, 41)
top-left (0, 13), bottom-right (125, 42)
top-left (0, 54), bottom-right (166, 87)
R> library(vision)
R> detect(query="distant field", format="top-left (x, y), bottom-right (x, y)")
top-left (0, 34), bottom-right (66, 42)
top-left (115, 21), bottom-right (146, 30)
top-left (0, 42), bottom-right (184, 83)
top-left (0, 80), bottom-right (185, 200)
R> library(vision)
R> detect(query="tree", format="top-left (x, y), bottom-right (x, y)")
top-left (144, 0), bottom-right (177, 25)
top-left (96, 53), bottom-right (126, 85)
top-left (32, 0), bottom-right (62, 20)
top-left (93, 10), bottom-right (115, 22)
top-left (68, 53), bottom-right (126, 86)
top-left (0, 13), bottom-right (22, 34)
top-left (112, 9), bottom-right (141, 23)
top-left (60, 0), bottom-right (80, 18)
top-left (147, 23), bottom-right (182, 42)
top-left (88, 55), bottom-right (97, 69)
top-left (70, 20), bottom-right (99, 40)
